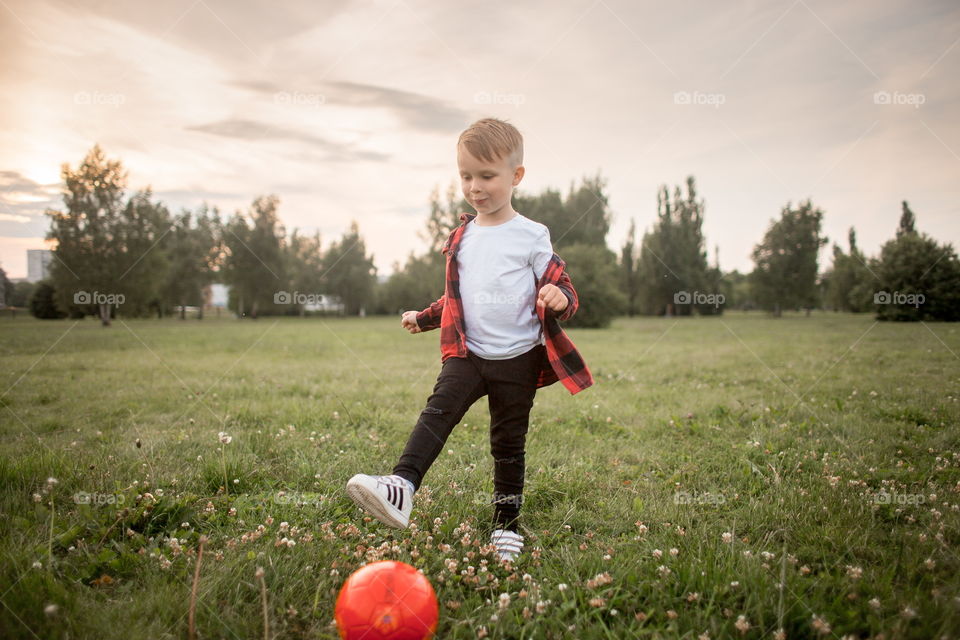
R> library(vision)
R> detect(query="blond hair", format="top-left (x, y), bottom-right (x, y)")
top-left (457, 118), bottom-right (523, 167)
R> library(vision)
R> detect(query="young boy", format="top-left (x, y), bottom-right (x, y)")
top-left (346, 118), bottom-right (593, 562)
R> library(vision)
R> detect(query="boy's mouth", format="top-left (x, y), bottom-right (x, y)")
top-left (474, 198), bottom-right (487, 205)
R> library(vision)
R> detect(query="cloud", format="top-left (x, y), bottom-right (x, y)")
top-left (231, 78), bottom-right (470, 134)
top-left (0, 171), bottom-right (60, 219)
top-left (185, 117), bottom-right (391, 163)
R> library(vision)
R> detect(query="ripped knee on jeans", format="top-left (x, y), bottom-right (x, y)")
top-left (421, 405), bottom-right (445, 415)
top-left (494, 455), bottom-right (523, 465)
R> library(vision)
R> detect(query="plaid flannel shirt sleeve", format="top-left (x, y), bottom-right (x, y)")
top-left (549, 265), bottom-right (579, 323)
top-left (415, 294), bottom-right (445, 331)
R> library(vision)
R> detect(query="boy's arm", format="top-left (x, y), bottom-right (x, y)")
top-left (552, 266), bottom-right (579, 323)
top-left (415, 294), bottom-right (445, 331)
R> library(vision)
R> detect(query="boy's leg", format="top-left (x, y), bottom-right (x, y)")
top-left (486, 344), bottom-right (545, 532)
top-left (392, 354), bottom-right (487, 491)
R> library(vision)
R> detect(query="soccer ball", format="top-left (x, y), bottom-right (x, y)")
top-left (335, 560), bottom-right (439, 640)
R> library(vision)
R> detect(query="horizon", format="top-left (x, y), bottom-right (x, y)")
top-left (2, 0), bottom-right (958, 279)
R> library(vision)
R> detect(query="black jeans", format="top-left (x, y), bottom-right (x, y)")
top-left (393, 343), bottom-right (546, 532)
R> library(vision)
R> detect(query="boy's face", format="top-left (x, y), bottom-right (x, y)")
top-left (457, 144), bottom-right (524, 219)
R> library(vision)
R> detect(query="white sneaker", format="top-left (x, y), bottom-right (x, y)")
top-left (345, 474), bottom-right (413, 529)
top-left (491, 529), bottom-right (524, 562)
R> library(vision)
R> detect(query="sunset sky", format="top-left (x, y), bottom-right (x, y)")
top-left (1, 0), bottom-right (958, 280)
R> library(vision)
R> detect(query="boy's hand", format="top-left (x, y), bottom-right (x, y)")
top-left (401, 310), bottom-right (422, 334)
top-left (537, 284), bottom-right (568, 313)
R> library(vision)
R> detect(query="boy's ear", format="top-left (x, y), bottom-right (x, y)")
top-left (512, 165), bottom-right (525, 186)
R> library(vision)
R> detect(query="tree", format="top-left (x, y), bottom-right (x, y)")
top-left (0, 265), bottom-right (10, 308)
top-left (222, 195), bottom-right (286, 318)
top-left (750, 200), bottom-right (827, 317)
top-left (519, 174), bottom-right (612, 251)
top-left (286, 229), bottom-right (324, 316)
top-left (30, 281), bottom-right (67, 319)
top-left (320, 221), bottom-right (377, 316)
top-left (166, 206), bottom-right (220, 319)
top-left (636, 177), bottom-right (712, 316)
top-left (115, 188), bottom-right (173, 317)
top-left (874, 201), bottom-right (960, 321)
top-left (619, 219), bottom-right (642, 316)
top-left (823, 228), bottom-right (876, 312)
top-left (557, 243), bottom-right (627, 328)
top-left (46, 144), bottom-right (129, 326)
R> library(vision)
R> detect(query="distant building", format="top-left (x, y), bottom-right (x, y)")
top-left (27, 250), bottom-right (52, 282)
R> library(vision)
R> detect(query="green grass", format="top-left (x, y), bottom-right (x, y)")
top-left (1, 312), bottom-right (958, 639)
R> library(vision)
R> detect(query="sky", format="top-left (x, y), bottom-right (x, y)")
top-left (1, 0), bottom-right (958, 280)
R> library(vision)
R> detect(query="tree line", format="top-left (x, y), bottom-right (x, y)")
top-left (3, 145), bottom-right (957, 325)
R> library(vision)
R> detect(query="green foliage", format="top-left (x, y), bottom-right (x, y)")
top-left (165, 206), bottom-right (221, 319)
top-left (222, 195), bottom-right (287, 318)
top-left (873, 202), bottom-right (960, 321)
top-left (29, 281), bottom-right (67, 319)
top-left (635, 177), bottom-right (717, 316)
top-left (750, 199), bottom-right (828, 316)
top-left (319, 221), bottom-right (377, 316)
top-left (557, 243), bottom-right (626, 328)
top-left (822, 228), bottom-right (876, 312)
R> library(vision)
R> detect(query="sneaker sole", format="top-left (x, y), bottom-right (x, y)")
top-left (345, 477), bottom-right (409, 529)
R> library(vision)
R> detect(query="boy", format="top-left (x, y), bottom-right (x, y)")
top-left (346, 118), bottom-right (593, 562)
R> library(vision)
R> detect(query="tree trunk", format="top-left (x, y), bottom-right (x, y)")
top-left (100, 303), bottom-right (111, 326)
top-left (180, 302), bottom-right (186, 320)
top-left (773, 302), bottom-right (782, 318)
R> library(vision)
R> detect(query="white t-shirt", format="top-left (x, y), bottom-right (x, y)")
top-left (457, 213), bottom-right (554, 359)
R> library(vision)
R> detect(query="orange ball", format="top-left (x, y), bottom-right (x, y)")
top-left (335, 560), bottom-right (439, 640)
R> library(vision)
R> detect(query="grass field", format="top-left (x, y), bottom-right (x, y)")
top-left (1, 313), bottom-right (958, 639)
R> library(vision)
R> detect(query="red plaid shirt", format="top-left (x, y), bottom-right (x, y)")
top-left (415, 212), bottom-right (594, 395)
